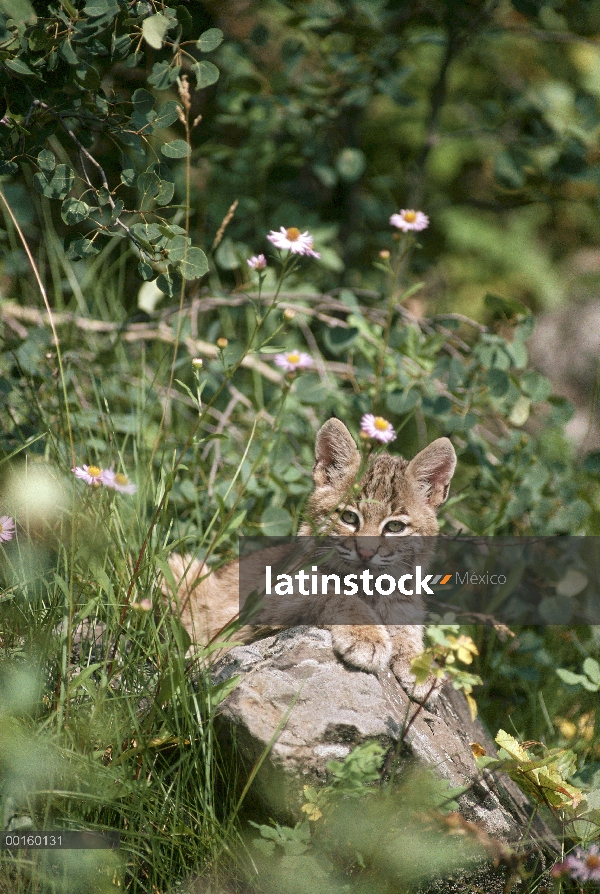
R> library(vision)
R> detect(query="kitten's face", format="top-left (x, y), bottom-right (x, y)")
top-left (299, 419), bottom-right (456, 575)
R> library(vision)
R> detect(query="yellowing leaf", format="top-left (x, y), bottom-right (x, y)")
top-left (301, 803), bottom-right (322, 821)
top-left (466, 693), bottom-right (478, 721)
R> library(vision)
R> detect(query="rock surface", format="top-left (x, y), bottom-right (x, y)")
top-left (213, 626), bottom-right (553, 850)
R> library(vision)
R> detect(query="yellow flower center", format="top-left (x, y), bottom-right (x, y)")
top-left (374, 417), bottom-right (389, 431)
top-left (115, 473), bottom-right (129, 486)
top-left (88, 466), bottom-right (101, 477)
top-left (286, 227), bottom-right (301, 241)
top-left (403, 210), bottom-right (417, 222)
top-left (586, 855), bottom-right (600, 870)
top-left (287, 352), bottom-right (301, 364)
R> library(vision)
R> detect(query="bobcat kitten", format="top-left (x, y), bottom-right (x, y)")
top-left (164, 418), bottom-right (456, 701)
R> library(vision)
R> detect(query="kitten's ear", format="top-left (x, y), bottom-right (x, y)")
top-left (407, 438), bottom-right (456, 510)
top-left (313, 419), bottom-right (361, 487)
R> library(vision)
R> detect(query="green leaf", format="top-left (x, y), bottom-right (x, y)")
top-left (0, 161), bottom-right (18, 174)
top-left (6, 58), bottom-right (35, 77)
top-left (59, 39), bottom-right (79, 65)
top-left (155, 179), bottom-right (174, 206)
top-left (33, 164), bottom-right (75, 199)
top-left (555, 568), bottom-right (588, 598)
top-left (154, 100), bottom-right (180, 129)
top-left (335, 148), bottom-right (366, 182)
top-left (137, 171), bottom-right (160, 210)
top-left (494, 150), bottom-right (526, 190)
top-left (557, 668), bottom-right (592, 688)
top-left (261, 506), bottom-right (293, 536)
top-left (484, 292), bottom-right (529, 321)
top-left (192, 60), bottom-right (219, 90)
top-left (166, 235), bottom-right (189, 262)
top-left (61, 197), bottom-right (90, 224)
top-left (208, 675), bottom-right (240, 707)
top-left (161, 139), bottom-right (190, 159)
top-left (64, 237), bottom-right (100, 260)
top-left (148, 61), bottom-right (180, 90)
top-left (37, 150), bottom-right (55, 173)
top-left (583, 658), bottom-right (600, 685)
top-left (142, 13), bottom-right (171, 50)
top-left (156, 268), bottom-right (184, 298)
top-left (131, 222), bottom-right (162, 245)
top-left (112, 33), bottom-right (132, 60)
top-left (215, 237), bottom-right (244, 270)
top-left (0, 0), bottom-right (35, 25)
top-left (386, 390), bottom-right (420, 415)
top-left (84, 0), bottom-right (119, 14)
top-left (486, 368), bottom-right (510, 398)
top-left (196, 27), bottom-right (223, 52)
top-left (138, 260), bottom-right (154, 281)
top-left (120, 165), bottom-right (136, 187)
top-left (178, 247), bottom-right (208, 281)
top-left (132, 88), bottom-right (155, 116)
top-left (323, 326), bottom-right (359, 355)
top-left (508, 396), bottom-right (530, 426)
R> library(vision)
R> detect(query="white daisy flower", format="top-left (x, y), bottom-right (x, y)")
top-left (389, 209), bottom-right (429, 232)
top-left (273, 351), bottom-right (313, 372)
top-left (267, 227), bottom-right (321, 258)
top-left (0, 516), bottom-right (15, 542)
top-left (101, 469), bottom-right (137, 494)
top-left (73, 464), bottom-right (104, 487)
top-left (247, 254), bottom-right (267, 270)
top-left (360, 414), bottom-right (396, 443)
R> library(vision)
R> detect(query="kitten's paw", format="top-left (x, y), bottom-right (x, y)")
top-left (332, 626), bottom-right (392, 674)
top-left (391, 656), bottom-right (440, 705)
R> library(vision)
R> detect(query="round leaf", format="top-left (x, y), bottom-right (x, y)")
top-left (335, 148), bottom-right (366, 182)
top-left (196, 28), bottom-right (223, 52)
top-left (555, 569), bottom-right (588, 598)
top-left (215, 237), bottom-right (244, 270)
top-left (142, 13), bottom-right (171, 50)
top-left (261, 507), bottom-right (293, 536)
top-left (37, 150), bottom-right (56, 173)
top-left (177, 247), bottom-right (208, 281)
top-left (323, 326), bottom-right (359, 354)
top-left (154, 101), bottom-right (181, 129)
top-left (386, 390), bottom-right (420, 415)
top-left (61, 198), bottom-right (90, 225)
top-left (192, 60), bottom-right (219, 90)
top-left (156, 268), bottom-right (184, 297)
top-left (161, 140), bottom-right (191, 159)
top-left (132, 88), bottom-right (155, 115)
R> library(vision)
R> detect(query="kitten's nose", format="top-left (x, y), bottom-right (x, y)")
top-left (357, 545), bottom-right (376, 560)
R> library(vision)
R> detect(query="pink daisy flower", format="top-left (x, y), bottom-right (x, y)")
top-left (73, 464), bottom-right (104, 487)
top-left (563, 845), bottom-right (600, 883)
top-left (100, 469), bottom-right (137, 494)
top-left (247, 254), bottom-right (267, 270)
top-left (267, 227), bottom-right (320, 258)
top-left (273, 351), bottom-right (313, 372)
top-left (360, 414), bottom-right (396, 444)
top-left (0, 516), bottom-right (15, 542)
top-left (389, 209), bottom-right (429, 232)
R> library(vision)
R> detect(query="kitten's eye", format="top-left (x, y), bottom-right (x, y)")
top-left (384, 520), bottom-right (407, 534)
top-left (340, 510), bottom-right (359, 527)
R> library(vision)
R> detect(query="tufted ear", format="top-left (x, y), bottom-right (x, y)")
top-left (313, 419), bottom-right (361, 488)
top-left (407, 438), bottom-right (457, 510)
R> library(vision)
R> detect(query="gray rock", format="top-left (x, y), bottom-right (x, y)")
top-left (213, 626), bottom-right (553, 852)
